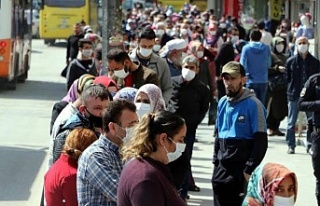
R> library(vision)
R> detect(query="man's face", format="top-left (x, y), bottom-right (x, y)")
top-left (74, 25), bottom-right (81, 35)
top-left (79, 43), bottom-right (92, 52)
top-left (231, 29), bottom-right (239, 37)
top-left (138, 38), bottom-right (155, 50)
top-left (82, 96), bottom-right (109, 117)
top-left (107, 60), bottom-right (127, 72)
top-left (222, 74), bottom-right (245, 97)
top-left (182, 62), bottom-right (199, 74)
top-left (156, 25), bottom-right (166, 31)
top-left (114, 109), bottom-right (139, 144)
top-left (171, 49), bottom-right (184, 65)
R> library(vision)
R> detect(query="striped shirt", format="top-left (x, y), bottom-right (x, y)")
top-left (77, 134), bottom-right (122, 206)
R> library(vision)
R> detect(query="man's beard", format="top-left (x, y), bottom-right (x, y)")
top-left (226, 83), bottom-right (243, 97)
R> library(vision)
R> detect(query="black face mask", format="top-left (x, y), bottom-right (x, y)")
top-left (85, 107), bottom-right (103, 128)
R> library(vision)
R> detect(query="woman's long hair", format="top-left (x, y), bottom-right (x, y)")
top-left (121, 110), bottom-right (185, 162)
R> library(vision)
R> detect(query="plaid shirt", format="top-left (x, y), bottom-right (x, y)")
top-left (77, 134), bottom-right (122, 206)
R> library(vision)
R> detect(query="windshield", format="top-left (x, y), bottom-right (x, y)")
top-left (45, 0), bottom-right (85, 8)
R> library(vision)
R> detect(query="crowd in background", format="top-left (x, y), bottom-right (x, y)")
top-left (41, 2), bottom-right (320, 206)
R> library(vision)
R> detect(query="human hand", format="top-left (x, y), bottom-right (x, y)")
top-left (247, 197), bottom-right (262, 206)
top-left (278, 66), bottom-right (286, 72)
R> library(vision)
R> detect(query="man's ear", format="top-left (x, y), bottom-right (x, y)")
top-left (195, 67), bottom-right (200, 74)
top-left (79, 105), bottom-right (86, 113)
top-left (241, 76), bottom-right (246, 85)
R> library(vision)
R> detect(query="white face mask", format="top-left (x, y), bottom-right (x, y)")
top-left (196, 51), bottom-right (204, 58)
top-left (82, 49), bottom-right (93, 58)
top-left (209, 31), bottom-right (216, 36)
top-left (164, 139), bottom-right (186, 163)
top-left (135, 102), bottom-right (152, 119)
top-left (220, 23), bottom-right (226, 29)
top-left (231, 35), bottom-right (239, 44)
top-left (139, 47), bottom-right (153, 57)
top-left (153, 45), bottom-right (161, 52)
top-left (156, 29), bottom-right (165, 37)
top-left (276, 44), bottom-right (285, 53)
top-left (114, 65), bottom-right (129, 79)
top-left (182, 68), bottom-right (196, 81)
top-left (166, 29), bottom-right (172, 35)
top-left (273, 195), bottom-right (295, 206)
top-left (122, 127), bottom-right (135, 143)
top-left (181, 28), bottom-right (188, 35)
top-left (297, 44), bottom-right (308, 54)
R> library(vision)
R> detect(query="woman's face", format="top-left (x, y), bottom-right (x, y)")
top-left (275, 175), bottom-right (295, 198)
top-left (135, 92), bottom-right (150, 104)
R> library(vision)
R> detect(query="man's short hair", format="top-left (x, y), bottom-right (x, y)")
top-left (227, 26), bottom-right (238, 34)
top-left (95, 46), bottom-right (102, 61)
top-left (182, 55), bottom-right (199, 68)
top-left (78, 38), bottom-right (93, 48)
top-left (107, 49), bottom-right (130, 63)
top-left (250, 29), bottom-right (262, 42)
top-left (102, 99), bottom-right (136, 132)
top-left (81, 84), bottom-right (110, 106)
top-left (257, 20), bottom-right (265, 30)
top-left (138, 27), bottom-right (156, 40)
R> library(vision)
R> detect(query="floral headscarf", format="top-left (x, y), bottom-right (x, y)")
top-left (243, 163), bottom-right (298, 206)
top-left (134, 84), bottom-right (166, 112)
top-left (113, 87), bottom-right (138, 102)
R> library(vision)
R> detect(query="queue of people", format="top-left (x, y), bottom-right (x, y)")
top-left (42, 2), bottom-right (320, 206)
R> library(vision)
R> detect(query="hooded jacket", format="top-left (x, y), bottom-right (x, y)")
top-left (213, 88), bottom-right (267, 183)
top-left (66, 59), bottom-right (97, 90)
top-left (51, 112), bottom-right (94, 165)
top-left (240, 42), bottom-right (271, 85)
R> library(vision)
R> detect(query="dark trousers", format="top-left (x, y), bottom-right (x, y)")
top-left (267, 111), bottom-right (281, 130)
top-left (180, 129), bottom-right (196, 199)
top-left (311, 131), bottom-right (320, 205)
top-left (212, 166), bottom-right (246, 206)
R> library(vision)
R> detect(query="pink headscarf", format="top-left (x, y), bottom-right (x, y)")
top-left (134, 84), bottom-right (166, 112)
top-left (62, 80), bottom-right (78, 102)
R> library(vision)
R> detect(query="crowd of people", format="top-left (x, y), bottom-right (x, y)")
top-left (41, 2), bottom-right (320, 206)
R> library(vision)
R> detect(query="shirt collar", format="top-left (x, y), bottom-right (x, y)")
top-left (99, 134), bottom-right (119, 152)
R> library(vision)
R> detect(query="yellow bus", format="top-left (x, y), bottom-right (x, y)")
top-left (160, 0), bottom-right (207, 12)
top-left (39, 0), bottom-right (100, 44)
top-left (0, 0), bottom-right (32, 90)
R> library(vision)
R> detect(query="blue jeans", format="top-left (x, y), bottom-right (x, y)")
top-left (286, 100), bottom-right (312, 148)
top-left (247, 83), bottom-right (268, 105)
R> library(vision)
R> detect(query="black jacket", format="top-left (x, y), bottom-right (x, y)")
top-left (299, 73), bottom-right (320, 126)
top-left (66, 59), bottom-right (97, 90)
top-left (286, 53), bottom-right (320, 101)
top-left (160, 33), bottom-right (174, 47)
top-left (168, 76), bottom-right (210, 131)
top-left (66, 34), bottom-right (84, 60)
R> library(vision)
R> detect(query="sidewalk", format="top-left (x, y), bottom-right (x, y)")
top-left (186, 115), bottom-right (315, 206)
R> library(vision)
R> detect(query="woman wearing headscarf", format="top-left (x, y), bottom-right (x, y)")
top-left (266, 37), bottom-right (288, 136)
top-left (134, 83), bottom-right (166, 119)
top-left (243, 163), bottom-right (298, 206)
top-left (113, 87), bottom-right (138, 103)
top-left (203, 23), bottom-right (224, 57)
top-left (45, 128), bottom-right (98, 206)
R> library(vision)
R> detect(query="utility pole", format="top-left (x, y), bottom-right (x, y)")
top-left (315, 0), bottom-right (319, 59)
top-left (101, 0), bottom-right (123, 75)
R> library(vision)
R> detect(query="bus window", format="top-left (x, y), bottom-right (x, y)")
top-left (45, 0), bottom-right (85, 8)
